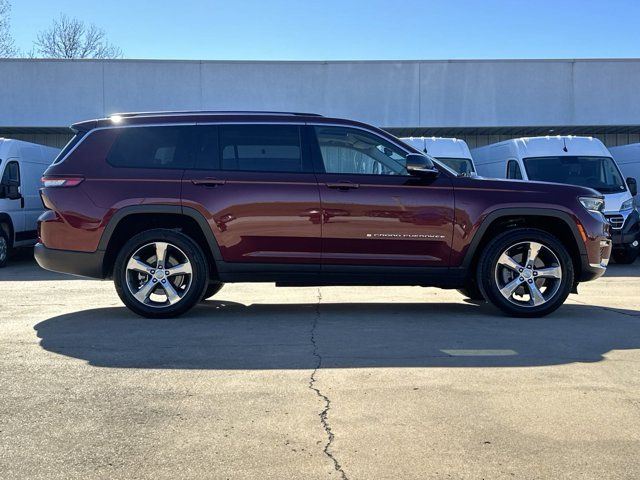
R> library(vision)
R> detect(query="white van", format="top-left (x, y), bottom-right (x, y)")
top-left (0, 139), bottom-right (60, 267)
top-left (401, 137), bottom-right (475, 176)
top-left (609, 143), bottom-right (640, 203)
top-left (472, 136), bottom-right (639, 264)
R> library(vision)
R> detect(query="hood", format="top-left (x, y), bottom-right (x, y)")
top-left (601, 190), bottom-right (633, 213)
top-left (468, 175), bottom-right (602, 198)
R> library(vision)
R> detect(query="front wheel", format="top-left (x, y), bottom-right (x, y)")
top-left (114, 229), bottom-right (209, 318)
top-left (612, 247), bottom-right (638, 264)
top-left (477, 229), bottom-right (574, 317)
top-left (0, 229), bottom-right (8, 268)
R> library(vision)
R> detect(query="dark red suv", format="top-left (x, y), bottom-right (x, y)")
top-left (35, 111), bottom-right (611, 318)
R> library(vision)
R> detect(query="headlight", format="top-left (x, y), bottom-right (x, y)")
top-left (620, 198), bottom-right (634, 211)
top-left (579, 196), bottom-right (605, 213)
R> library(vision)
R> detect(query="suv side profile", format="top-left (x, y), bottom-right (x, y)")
top-left (36, 112), bottom-right (611, 318)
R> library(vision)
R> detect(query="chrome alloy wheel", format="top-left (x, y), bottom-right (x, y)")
top-left (494, 241), bottom-right (562, 308)
top-left (125, 242), bottom-right (193, 308)
top-left (0, 236), bottom-right (6, 263)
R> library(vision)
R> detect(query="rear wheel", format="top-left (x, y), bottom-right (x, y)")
top-left (114, 229), bottom-right (208, 318)
top-left (0, 229), bottom-right (9, 268)
top-left (477, 229), bottom-right (574, 317)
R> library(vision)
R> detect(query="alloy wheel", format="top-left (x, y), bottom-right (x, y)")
top-left (494, 241), bottom-right (563, 308)
top-left (125, 242), bottom-right (193, 308)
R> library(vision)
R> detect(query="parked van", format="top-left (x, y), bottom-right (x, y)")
top-left (472, 136), bottom-right (639, 264)
top-left (0, 139), bottom-right (59, 267)
top-left (609, 143), bottom-right (640, 202)
top-left (400, 137), bottom-right (475, 176)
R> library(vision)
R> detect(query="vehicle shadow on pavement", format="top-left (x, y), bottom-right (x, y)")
top-left (34, 301), bottom-right (640, 370)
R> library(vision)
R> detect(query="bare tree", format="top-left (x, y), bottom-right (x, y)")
top-left (33, 14), bottom-right (122, 59)
top-left (0, 0), bottom-right (17, 57)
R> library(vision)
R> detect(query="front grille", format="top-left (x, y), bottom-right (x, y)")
top-left (606, 214), bottom-right (625, 230)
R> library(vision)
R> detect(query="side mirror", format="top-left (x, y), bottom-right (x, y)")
top-left (0, 179), bottom-right (21, 200)
top-left (406, 153), bottom-right (439, 178)
top-left (627, 177), bottom-right (637, 196)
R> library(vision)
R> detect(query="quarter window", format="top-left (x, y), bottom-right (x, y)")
top-left (506, 160), bottom-right (523, 179)
top-left (219, 125), bottom-right (304, 172)
top-left (107, 126), bottom-right (194, 169)
top-left (314, 126), bottom-right (408, 175)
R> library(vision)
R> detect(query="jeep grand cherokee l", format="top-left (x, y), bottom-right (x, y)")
top-left (35, 111), bottom-right (612, 318)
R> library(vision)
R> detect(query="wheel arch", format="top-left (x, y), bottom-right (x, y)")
top-left (462, 208), bottom-right (586, 280)
top-left (98, 205), bottom-right (222, 279)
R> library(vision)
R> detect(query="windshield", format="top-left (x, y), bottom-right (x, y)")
top-left (523, 156), bottom-right (626, 194)
top-left (437, 157), bottom-right (475, 176)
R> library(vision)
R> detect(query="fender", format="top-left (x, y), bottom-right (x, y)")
top-left (97, 204), bottom-right (223, 262)
top-left (461, 207), bottom-right (587, 269)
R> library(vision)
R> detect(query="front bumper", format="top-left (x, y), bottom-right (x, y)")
top-left (34, 243), bottom-right (105, 279)
top-left (608, 209), bottom-right (640, 250)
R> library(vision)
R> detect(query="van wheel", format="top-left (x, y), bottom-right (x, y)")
top-left (0, 229), bottom-right (9, 268)
top-left (477, 229), bottom-right (574, 317)
top-left (114, 229), bottom-right (208, 318)
top-left (612, 247), bottom-right (638, 264)
top-left (202, 281), bottom-right (225, 301)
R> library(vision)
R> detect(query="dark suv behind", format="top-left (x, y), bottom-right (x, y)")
top-left (36, 111), bottom-right (611, 318)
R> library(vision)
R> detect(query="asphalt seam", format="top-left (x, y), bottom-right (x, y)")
top-left (309, 287), bottom-right (348, 480)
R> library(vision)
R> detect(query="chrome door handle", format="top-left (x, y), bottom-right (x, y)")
top-left (191, 178), bottom-right (226, 186)
top-left (326, 182), bottom-right (359, 190)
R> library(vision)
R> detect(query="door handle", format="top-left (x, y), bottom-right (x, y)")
top-left (326, 182), bottom-right (359, 190)
top-left (191, 178), bottom-right (226, 187)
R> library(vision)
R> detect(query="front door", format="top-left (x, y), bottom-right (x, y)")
top-left (1, 160), bottom-right (25, 242)
top-left (311, 125), bottom-right (454, 267)
top-left (182, 124), bottom-right (322, 267)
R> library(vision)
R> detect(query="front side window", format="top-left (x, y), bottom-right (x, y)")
top-left (314, 126), bottom-right (408, 176)
top-left (107, 126), bottom-right (194, 169)
top-left (1, 161), bottom-right (20, 184)
top-left (523, 156), bottom-right (626, 193)
top-left (438, 157), bottom-right (475, 176)
top-left (506, 160), bottom-right (523, 179)
top-left (219, 124), bottom-right (304, 173)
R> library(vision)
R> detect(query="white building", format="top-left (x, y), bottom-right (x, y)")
top-left (1, 58), bottom-right (639, 148)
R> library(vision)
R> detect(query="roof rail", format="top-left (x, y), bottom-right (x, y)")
top-left (109, 110), bottom-right (324, 118)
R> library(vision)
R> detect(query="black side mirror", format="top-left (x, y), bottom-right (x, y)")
top-left (406, 153), bottom-right (439, 178)
top-left (1, 179), bottom-right (21, 200)
top-left (627, 177), bottom-right (637, 196)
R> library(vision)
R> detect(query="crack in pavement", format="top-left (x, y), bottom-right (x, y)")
top-left (309, 288), bottom-right (348, 480)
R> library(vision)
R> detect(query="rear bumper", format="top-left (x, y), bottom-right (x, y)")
top-left (34, 243), bottom-right (105, 279)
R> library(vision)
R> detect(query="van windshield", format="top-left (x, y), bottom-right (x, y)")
top-left (436, 157), bottom-right (475, 176)
top-left (523, 156), bottom-right (627, 194)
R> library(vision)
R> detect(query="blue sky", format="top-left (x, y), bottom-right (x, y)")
top-left (8, 0), bottom-right (640, 60)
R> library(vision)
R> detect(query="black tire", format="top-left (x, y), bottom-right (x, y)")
top-left (456, 284), bottom-right (485, 301)
top-left (201, 281), bottom-right (225, 301)
top-left (0, 229), bottom-right (8, 268)
top-left (612, 247), bottom-right (638, 265)
top-left (477, 229), bottom-right (574, 317)
top-left (114, 229), bottom-right (208, 318)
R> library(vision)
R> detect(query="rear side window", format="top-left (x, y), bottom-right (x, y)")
top-left (107, 126), bottom-right (194, 169)
top-left (219, 124), bottom-right (305, 172)
top-left (506, 160), bottom-right (523, 179)
top-left (52, 131), bottom-right (86, 164)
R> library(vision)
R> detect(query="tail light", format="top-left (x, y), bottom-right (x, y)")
top-left (41, 176), bottom-right (84, 188)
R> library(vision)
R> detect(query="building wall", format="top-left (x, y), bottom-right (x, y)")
top-left (1, 58), bottom-right (639, 149)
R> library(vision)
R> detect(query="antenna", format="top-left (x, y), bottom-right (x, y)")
top-left (562, 138), bottom-right (568, 152)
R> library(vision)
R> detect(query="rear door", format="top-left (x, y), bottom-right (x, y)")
top-left (181, 123), bottom-right (322, 268)
top-left (311, 125), bottom-right (454, 267)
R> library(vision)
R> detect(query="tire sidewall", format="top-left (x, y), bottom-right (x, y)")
top-left (477, 229), bottom-right (574, 317)
top-left (0, 230), bottom-right (9, 268)
top-left (114, 229), bottom-right (208, 318)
